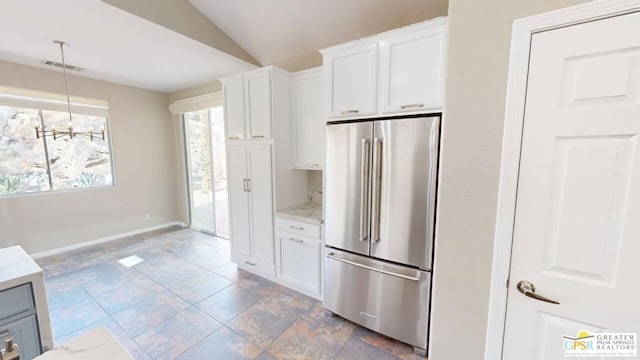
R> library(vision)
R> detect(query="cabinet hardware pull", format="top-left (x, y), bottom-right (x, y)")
top-left (0, 329), bottom-right (9, 337)
top-left (289, 225), bottom-right (304, 231)
top-left (311, 163), bottom-right (320, 167)
top-left (243, 179), bottom-right (248, 192)
top-left (228, 136), bottom-right (241, 140)
top-left (245, 261), bottom-right (256, 266)
top-left (251, 135), bottom-right (264, 139)
top-left (246, 179), bottom-right (251, 192)
top-left (341, 109), bottom-right (359, 115)
top-left (359, 311), bottom-right (376, 320)
top-left (289, 237), bottom-right (304, 244)
top-left (400, 103), bottom-right (424, 109)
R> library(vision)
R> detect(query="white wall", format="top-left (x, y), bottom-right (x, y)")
top-left (428, 1), bottom-right (587, 359)
top-left (0, 60), bottom-right (186, 254)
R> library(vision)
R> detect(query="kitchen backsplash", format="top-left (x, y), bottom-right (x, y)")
top-left (307, 170), bottom-right (322, 204)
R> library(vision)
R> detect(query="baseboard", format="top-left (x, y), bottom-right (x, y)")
top-left (30, 222), bottom-right (187, 259)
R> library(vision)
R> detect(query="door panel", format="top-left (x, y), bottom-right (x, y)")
top-left (247, 143), bottom-right (274, 265)
top-left (503, 11), bottom-right (640, 360)
top-left (226, 143), bottom-right (250, 257)
top-left (325, 122), bottom-right (373, 256)
top-left (223, 77), bottom-right (245, 140)
top-left (245, 68), bottom-right (272, 140)
top-left (370, 117), bottom-right (439, 269)
top-left (325, 44), bottom-right (378, 118)
top-left (379, 27), bottom-right (445, 113)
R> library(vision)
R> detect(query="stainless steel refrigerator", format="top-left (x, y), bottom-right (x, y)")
top-left (323, 115), bottom-right (440, 356)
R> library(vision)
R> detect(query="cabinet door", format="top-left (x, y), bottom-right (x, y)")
top-left (291, 69), bottom-right (324, 169)
top-left (247, 143), bottom-right (274, 266)
top-left (277, 232), bottom-right (322, 298)
top-left (245, 68), bottom-right (273, 140)
top-left (0, 315), bottom-right (41, 360)
top-left (226, 143), bottom-right (251, 258)
top-left (324, 43), bottom-right (378, 118)
top-left (379, 25), bottom-right (446, 114)
top-left (223, 77), bottom-right (246, 140)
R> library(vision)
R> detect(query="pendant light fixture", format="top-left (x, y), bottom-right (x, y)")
top-left (34, 40), bottom-right (105, 141)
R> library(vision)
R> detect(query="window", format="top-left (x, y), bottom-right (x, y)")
top-left (0, 105), bottom-right (114, 196)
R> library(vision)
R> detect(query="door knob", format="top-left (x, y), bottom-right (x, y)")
top-left (516, 280), bottom-right (560, 305)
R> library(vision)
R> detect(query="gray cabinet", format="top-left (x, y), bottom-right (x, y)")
top-left (0, 284), bottom-right (42, 360)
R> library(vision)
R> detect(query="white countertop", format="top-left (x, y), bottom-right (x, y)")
top-left (0, 246), bottom-right (43, 289)
top-left (35, 327), bottom-right (132, 360)
top-left (276, 202), bottom-right (323, 225)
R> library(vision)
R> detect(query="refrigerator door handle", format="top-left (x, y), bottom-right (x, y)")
top-left (326, 253), bottom-right (420, 282)
top-left (371, 138), bottom-right (382, 242)
top-left (359, 139), bottom-right (370, 242)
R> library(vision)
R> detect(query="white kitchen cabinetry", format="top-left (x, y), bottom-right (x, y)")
top-left (275, 218), bottom-right (323, 299)
top-left (227, 142), bottom-right (275, 276)
top-left (323, 43), bottom-right (378, 118)
top-left (223, 67), bottom-right (273, 140)
top-left (222, 66), bottom-right (307, 279)
top-left (321, 17), bottom-right (447, 120)
top-left (290, 67), bottom-right (324, 170)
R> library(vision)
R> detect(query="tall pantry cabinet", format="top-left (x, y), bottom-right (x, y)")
top-left (221, 66), bottom-right (307, 278)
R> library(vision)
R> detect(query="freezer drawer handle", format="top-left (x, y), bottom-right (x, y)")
top-left (326, 253), bottom-right (420, 282)
top-left (359, 139), bottom-right (371, 242)
top-left (359, 311), bottom-right (376, 320)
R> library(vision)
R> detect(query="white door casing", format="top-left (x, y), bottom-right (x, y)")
top-left (501, 9), bottom-right (640, 360)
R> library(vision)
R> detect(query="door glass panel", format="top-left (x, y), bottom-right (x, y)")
top-left (184, 107), bottom-right (229, 238)
top-left (210, 106), bottom-right (230, 238)
top-left (185, 110), bottom-right (215, 233)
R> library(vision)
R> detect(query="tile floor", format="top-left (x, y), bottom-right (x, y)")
top-left (36, 227), bottom-right (425, 360)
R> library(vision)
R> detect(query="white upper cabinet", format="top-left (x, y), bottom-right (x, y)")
top-left (245, 68), bottom-right (272, 140)
top-left (379, 24), bottom-right (446, 114)
top-left (323, 43), bottom-right (378, 119)
top-left (222, 77), bottom-right (246, 140)
top-left (222, 67), bottom-right (273, 141)
top-left (291, 67), bottom-right (324, 169)
top-left (321, 17), bottom-right (447, 120)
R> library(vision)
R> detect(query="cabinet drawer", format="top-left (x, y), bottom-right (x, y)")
top-left (0, 314), bottom-right (41, 360)
top-left (0, 284), bottom-right (34, 321)
top-left (275, 218), bottom-right (321, 239)
top-left (324, 248), bottom-right (431, 350)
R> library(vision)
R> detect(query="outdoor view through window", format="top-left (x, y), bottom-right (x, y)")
top-left (0, 105), bottom-right (114, 195)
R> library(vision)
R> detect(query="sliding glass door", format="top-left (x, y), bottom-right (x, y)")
top-left (184, 107), bottom-right (229, 238)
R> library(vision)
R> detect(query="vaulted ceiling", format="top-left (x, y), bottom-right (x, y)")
top-left (0, 0), bottom-right (447, 93)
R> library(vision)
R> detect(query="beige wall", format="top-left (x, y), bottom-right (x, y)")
top-left (429, 0), bottom-right (587, 359)
top-left (0, 60), bottom-right (186, 254)
top-left (102, 0), bottom-right (258, 66)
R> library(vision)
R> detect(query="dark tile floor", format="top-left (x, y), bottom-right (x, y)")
top-left (36, 228), bottom-right (425, 360)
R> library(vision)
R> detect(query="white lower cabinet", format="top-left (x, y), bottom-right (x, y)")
top-left (227, 142), bottom-right (276, 277)
top-left (275, 218), bottom-right (323, 299)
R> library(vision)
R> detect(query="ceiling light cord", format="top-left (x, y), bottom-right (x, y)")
top-left (54, 40), bottom-right (73, 124)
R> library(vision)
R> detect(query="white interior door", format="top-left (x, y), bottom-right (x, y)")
top-left (503, 11), bottom-right (640, 359)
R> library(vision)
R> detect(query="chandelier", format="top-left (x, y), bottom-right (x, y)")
top-left (34, 41), bottom-right (105, 141)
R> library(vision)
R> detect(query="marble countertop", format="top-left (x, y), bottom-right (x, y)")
top-left (276, 202), bottom-right (323, 225)
top-left (35, 327), bottom-right (132, 360)
top-left (0, 246), bottom-right (43, 289)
